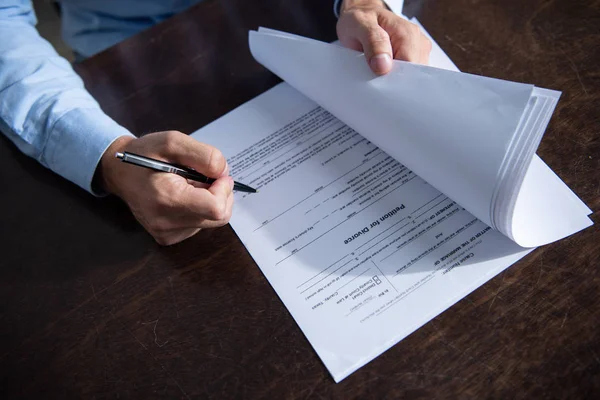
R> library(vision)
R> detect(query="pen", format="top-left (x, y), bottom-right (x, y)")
top-left (115, 151), bottom-right (257, 193)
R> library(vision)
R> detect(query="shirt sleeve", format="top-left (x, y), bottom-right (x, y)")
top-left (333, 0), bottom-right (404, 17)
top-left (0, 0), bottom-right (134, 195)
top-left (333, 0), bottom-right (343, 17)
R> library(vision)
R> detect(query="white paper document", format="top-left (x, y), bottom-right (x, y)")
top-left (191, 21), bottom-right (592, 382)
top-left (248, 27), bottom-right (592, 247)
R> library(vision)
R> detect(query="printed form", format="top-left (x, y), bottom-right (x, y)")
top-left (192, 27), bottom-right (534, 382)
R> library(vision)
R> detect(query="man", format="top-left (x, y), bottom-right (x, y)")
top-left (0, 0), bottom-right (431, 245)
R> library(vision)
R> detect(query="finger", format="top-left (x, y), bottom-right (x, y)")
top-left (195, 191), bottom-right (235, 229)
top-left (207, 175), bottom-right (234, 215)
top-left (379, 16), bottom-right (422, 63)
top-left (419, 32), bottom-right (432, 65)
top-left (187, 179), bottom-right (210, 189)
top-left (169, 187), bottom-right (234, 230)
top-left (154, 131), bottom-right (228, 178)
top-left (220, 161), bottom-right (230, 177)
top-left (353, 17), bottom-right (394, 75)
top-left (175, 175), bottom-right (234, 222)
top-left (393, 20), bottom-right (421, 63)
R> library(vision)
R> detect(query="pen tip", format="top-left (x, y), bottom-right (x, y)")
top-left (115, 152), bottom-right (124, 159)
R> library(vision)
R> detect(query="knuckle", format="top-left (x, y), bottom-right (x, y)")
top-left (207, 202), bottom-right (226, 221)
top-left (223, 208), bottom-right (233, 224)
top-left (218, 205), bottom-right (232, 225)
top-left (424, 37), bottom-right (433, 51)
top-left (153, 233), bottom-right (176, 246)
top-left (161, 130), bottom-right (181, 153)
top-left (149, 217), bottom-right (170, 233)
top-left (397, 22), bottom-right (415, 40)
top-left (345, 8), bottom-right (365, 21)
top-left (341, 9), bottom-right (371, 32)
top-left (154, 190), bottom-right (174, 213)
top-left (409, 23), bottom-right (420, 37)
top-left (367, 27), bottom-right (389, 44)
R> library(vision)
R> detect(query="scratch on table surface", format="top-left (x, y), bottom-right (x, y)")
top-left (168, 276), bottom-right (180, 319)
top-left (399, 371), bottom-right (469, 382)
top-left (444, 35), bottom-right (468, 52)
top-left (535, 255), bottom-right (545, 287)
top-left (565, 346), bottom-right (586, 369)
top-left (115, 311), bottom-right (189, 399)
top-left (301, 381), bottom-right (322, 399)
top-left (560, 308), bottom-right (569, 329)
top-left (105, 50), bottom-right (207, 109)
top-left (559, 48), bottom-right (589, 95)
top-left (590, 348), bottom-right (600, 366)
top-left (142, 318), bottom-right (169, 348)
top-left (91, 283), bottom-right (99, 301)
top-left (94, 322), bottom-right (101, 341)
top-left (488, 290), bottom-right (501, 313)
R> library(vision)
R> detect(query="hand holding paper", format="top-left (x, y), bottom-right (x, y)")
top-left (191, 19), bottom-right (592, 383)
top-left (248, 27), bottom-right (592, 247)
top-left (336, 0), bottom-right (432, 73)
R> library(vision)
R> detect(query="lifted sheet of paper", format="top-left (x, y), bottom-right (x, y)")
top-left (192, 22), bottom-right (591, 382)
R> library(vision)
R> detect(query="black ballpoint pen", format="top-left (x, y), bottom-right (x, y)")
top-left (115, 151), bottom-right (257, 193)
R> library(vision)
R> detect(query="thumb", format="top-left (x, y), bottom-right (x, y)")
top-left (208, 175), bottom-right (234, 204)
top-left (356, 23), bottom-right (393, 75)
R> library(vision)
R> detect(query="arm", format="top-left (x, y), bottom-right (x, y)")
top-left (0, 1), bottom-right (233, 245)
top-left (335, 0), bottom-right (432, 74)
top-left (0, 0), bottom-right (133, 193)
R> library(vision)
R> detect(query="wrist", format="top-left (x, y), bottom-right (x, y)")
top-left (341, 0), bottom-right (386, 13)
top-left (98, 135), bottom-right (135, 196)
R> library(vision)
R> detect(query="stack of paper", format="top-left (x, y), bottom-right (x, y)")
top-left (192, 19), bottom-right (592, 382)
top-left (248, 27), bottom-right (592, 247)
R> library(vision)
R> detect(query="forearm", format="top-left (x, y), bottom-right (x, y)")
top-left (0, 1), bottom-right (133, 194)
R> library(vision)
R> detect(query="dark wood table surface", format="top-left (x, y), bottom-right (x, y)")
top-left (1, 0), bottom-right (599, 398)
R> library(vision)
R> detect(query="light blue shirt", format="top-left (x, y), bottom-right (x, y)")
top-left (0, 0), bottom-right (201, 194)
top-left (0, 0), bottom-right (342, 194)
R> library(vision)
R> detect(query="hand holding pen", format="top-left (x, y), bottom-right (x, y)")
top-left (115, 151), bottom-right (256, 193)
top-left (98, 130), bottom-right (253, 245)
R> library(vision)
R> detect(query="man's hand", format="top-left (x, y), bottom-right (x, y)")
top-left (337, 0), bottom-right (432, 75)
top-left (99, 131), bottom-right (234, 246)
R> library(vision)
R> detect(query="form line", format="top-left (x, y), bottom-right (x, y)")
top-left (254, 151), bottom-right (386, 232)
top-left (240, 118), bottom-right (343, 180)
top-left (413, 197), bottom-right (449, 221)
top-left (334, 267), bottom-right (372, 293)
top-left (371, 260), bottom-right (398, 293)
top-left (410, 193), bottom-right (444, 216)
top-left (357, 221), bottom-right (411, 257)
top-left (275, 175), bottom-right (415, 266)
top-left (296, 254), bottom-right (350, 289)
top-left (299, 258), bottom-right (356, 295)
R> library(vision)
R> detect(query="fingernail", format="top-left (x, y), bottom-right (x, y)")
top-left (221, 161), bottom-right (230, 177)
top-left (370, 54), bottom-right (392, 75)
top-left (228, 176), bottom-right (234, 190)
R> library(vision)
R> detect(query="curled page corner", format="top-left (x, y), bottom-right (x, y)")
top-left (509, 156), bottom-right (593, 247)
top-left (248, 27), bottom-right (593, 248)
top-left (248, 28), bottom-right (532, 229)
top-left (199, 20), bottom-right (595, 383)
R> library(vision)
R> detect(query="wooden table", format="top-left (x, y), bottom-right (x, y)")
top-left (1, 0), bottom-right (598, 398)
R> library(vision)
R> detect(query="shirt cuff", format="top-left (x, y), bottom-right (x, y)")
top-left (334, 1), bottom-right (403, 18)
top-left (43, 107), bottom-right (134, 196)
top-left (333, 0), bottom-right (343, 18)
